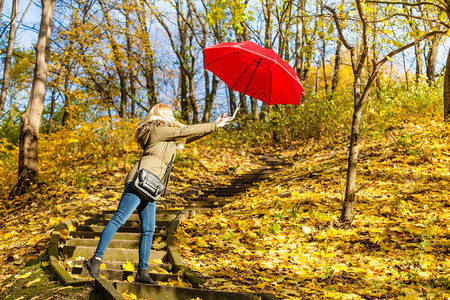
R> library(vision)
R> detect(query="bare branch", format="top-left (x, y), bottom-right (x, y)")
top-left (366, 0), bottom-right (446, 11)
top-left (323, 5), bottom-right (353, 51)
top-left (378, 29), bottom-right (446, 65)
top-left (355, 0), bottom-right (369, 79)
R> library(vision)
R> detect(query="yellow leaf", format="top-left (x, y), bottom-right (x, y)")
top-left (302, 225), bottom-right (312, 235)
top-left (127, 275), bottom-right (135, 282)
top-left (156, 266), bottom-right (170, 274)
top-left (100, 263), bottom-right (107, 269)
top-left (196, 237), bottom-right (209, 248)
top-left (124, 292), bottom-right (137, 299)
top-left (254, 282), bottom-right (266, 289)
top-left (25, 278), bottom-right (41, 287)
top-left (15, 272), bottom-right (31, 279)
top-left (121, 261), bottom-right (135, 272)
top-left (41, 261), bottom-right (49, 267)
top-left (152, 241), bottom-right (167, 250)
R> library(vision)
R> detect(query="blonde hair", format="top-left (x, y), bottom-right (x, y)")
top-left (146, 104), bottom-right (184, 127)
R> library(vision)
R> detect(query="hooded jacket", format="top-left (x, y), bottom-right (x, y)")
top-left (125, 117), bottom-right (217, 184)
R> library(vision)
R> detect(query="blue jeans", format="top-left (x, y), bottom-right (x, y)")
top-left (94, 183), bottom-right (157, 270)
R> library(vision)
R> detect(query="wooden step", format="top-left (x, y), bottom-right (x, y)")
top-left (115, 282), bottom-right (261, 300)
top-left (76, 225), bottom-right (161, 233)
top-left (70, 231), bottom-right (165, 241)
top-left (68, 259), bottom-right (172, 272)
top-left (71, 267), bottom-right (182, 282)
top-left (84, 219), bottom-right (173, 227)
top-left (67, 238), bottom-right (165, 249)
top-left (62, 245), bottom-right (167, 261)
top-left (102, 209), bottom-right (182, 215)
top-left (92, 214), bottom-right (177, 222)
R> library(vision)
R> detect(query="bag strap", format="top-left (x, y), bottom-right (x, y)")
top-left (162, 154), bottom-right (175, 197)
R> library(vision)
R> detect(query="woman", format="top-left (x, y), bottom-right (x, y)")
top-left (84, 104), bottom-right (232, 284)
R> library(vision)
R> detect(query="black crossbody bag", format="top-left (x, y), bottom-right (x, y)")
top-left (131, 154), bottom-right (175, 202)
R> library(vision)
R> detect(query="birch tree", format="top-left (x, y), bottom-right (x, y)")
top-left (0, 0), bottom-right (19, 116)
top-left (324, 0), bottom-right (446, 226)
top-left (14, 0), bottom-right (57, 194)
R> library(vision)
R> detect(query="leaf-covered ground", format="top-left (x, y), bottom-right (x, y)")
top-left (0, 119), bottom-right (256, 286)
top-left (1, 116), bottom-right (450, 299)
top-left (175, 120), bottom-right (450, 299)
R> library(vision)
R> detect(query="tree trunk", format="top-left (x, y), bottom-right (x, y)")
top-left (0, 0), bottom-right (4, 16)
top-left (425, 36), bottom-right (440, 85)
top-left (251, 98), bottom-right (259, 120)
top-left (98, 0), bottom-right (128, 118)
top-left (61, 74), bottom-right (70, 127)
top-left (202, 75), bottom-right (219, 123)
top-left (322, 40), bottom-right (328, 94)
top-left (188, 74), bottom-right (199, 124)
top-left (240, 21), bottom-right (259, 120)
top-left (340, 104), bottom-right (362, 224)
top-left (239, 94), bottom-right (248, 115)
top-left (125, 2), bottom-right (136, 117)
top-left (340, 73), bottom-right (378, 225)
top-left (444, 49), bottom-right (450, 122)
top-left (228, 87), bottom-right (237, 116)
top-left (15, 0), bottom-right (56, 194)
top-left (144, 65), bottom-right (157, 109)
top-left (186, 0), bottom-right (218, 123)
top-left (330, 40), bottom-right (341, 99)
top-left (137, 0), bottom-right (156, 109)
top-left (415, 44), bottom-right (423, 81)
top-left (260, 0), bottom-right (274, 122)
top-left (300, 4), bottom-right (318, 82)
top-left (0, 0), bottom-right (19, 116)
top-left (179, 71), bottom-right (189, 121)
top-left (48, 87), bottom-right (56, 134)
top-left (177, 0), bottom-right (190, 122)
top-left (402, 52), bottom-right (410, 91)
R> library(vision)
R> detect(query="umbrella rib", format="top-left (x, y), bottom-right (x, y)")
top-left (231, 56), bottom-right (261, 91)
top-left (234, 45), bottom-right (301, 84)
top-left (204, 51), bottom-right (256, 69)
top-left (203, 52), bottom-right (238, 68)
top-left (242, 57), bottom-right (262, 95)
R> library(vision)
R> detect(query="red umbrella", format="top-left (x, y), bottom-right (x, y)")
top-left (203, 41), bottom-right (303, 105)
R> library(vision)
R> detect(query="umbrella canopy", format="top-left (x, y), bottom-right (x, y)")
top-left (203, 41), bottom-right (303, 105)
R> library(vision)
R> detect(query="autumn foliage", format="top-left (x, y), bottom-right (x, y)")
top-left (1, 80), bottom-right (450, 299)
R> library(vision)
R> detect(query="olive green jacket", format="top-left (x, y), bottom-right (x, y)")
top-left (125, 118), bottom-right (217, 184)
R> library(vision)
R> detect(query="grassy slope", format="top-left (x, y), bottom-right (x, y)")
top-left (176, 120), bottom-right (450, 299)
top-left (1, 82), bottom-right (449, 299)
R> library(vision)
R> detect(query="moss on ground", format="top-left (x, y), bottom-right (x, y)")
top-left (0, 252), bottom-right (100, 300)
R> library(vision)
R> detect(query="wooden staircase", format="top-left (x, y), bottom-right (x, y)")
top-left (51, 154), bottom-right (291, 299)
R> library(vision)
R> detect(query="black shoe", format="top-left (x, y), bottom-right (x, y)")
top-left (135, 268), bottom-right (158, 284)
top-left (83, 256), bottom-right (101, 278)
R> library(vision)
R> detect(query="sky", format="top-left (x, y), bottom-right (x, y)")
top-left (5, 0), bottom-right (449, 71)
top-left (2, 0), bottom-right (450, 105)
top-left (6, 0), bottom-right (41, 47)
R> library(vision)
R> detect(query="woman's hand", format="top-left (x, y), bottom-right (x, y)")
top-left (214, 113), bottom-right (233, 128)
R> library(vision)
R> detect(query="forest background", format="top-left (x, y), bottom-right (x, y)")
top-left (0, 0), bottom-right (450, 299)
